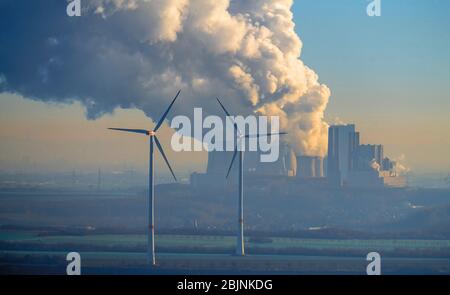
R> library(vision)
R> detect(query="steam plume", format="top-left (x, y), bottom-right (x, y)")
top-left (0, 0), bottom-right (330, 156)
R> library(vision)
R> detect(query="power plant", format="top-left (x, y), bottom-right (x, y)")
top-left (296, 156), bottom-right (324, 178)
top-left (192, 123), bottom-right (405, 190)
top-left (326, 124), bottom-right (405, 188)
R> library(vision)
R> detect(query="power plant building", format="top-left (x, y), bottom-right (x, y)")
top-left (327, 124), bottom-right (406, 188)
top-left (191, 124), bottom-right (405, 190)
top-left (296, 156), bottom-right (324, 178)
top-left (190, 143), bottom-right (301, 189)
top-left (327, 124), bottom-right (359, 186)
top-left (356, 144), bottom-right (384, 171)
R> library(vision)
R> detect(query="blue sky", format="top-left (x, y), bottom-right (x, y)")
top-left (293, 0), bottom-right (450, 119)
top-left (292, 0), bottom-right (450, 171)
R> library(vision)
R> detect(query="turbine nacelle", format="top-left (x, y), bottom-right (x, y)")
top-left (108, 89), bottom-right (181, 182)
top-left (107, 129), bottom-right (156, 136)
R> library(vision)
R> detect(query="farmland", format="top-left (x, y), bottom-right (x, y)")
top-left (1, 229), bottom-right (450, 274)
top-left (2, 230), bottom-right (450, 253)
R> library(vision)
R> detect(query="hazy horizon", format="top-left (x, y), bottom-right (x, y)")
top-left (1, 0), bottom-right (449, 174)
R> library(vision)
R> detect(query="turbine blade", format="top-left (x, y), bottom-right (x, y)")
top-left (226, 149), bottom-right (238, 179)
top-left (154, 90), bottom-right (181, 132)
top-left (244, 132), bottom-right (288, 138)
top-left (108, 128), bottom-right (149, 135)
top-left (216, 98), bottom-right (241, 136)
top-left (154, 136), bottom-right (177, 181)
top-left (216, 98), bottom-right (232, 117)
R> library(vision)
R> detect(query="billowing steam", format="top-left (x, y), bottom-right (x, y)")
top-left (370, 159), bottom-right (381, 172)
top-left (393, 154), bottom-right (410, 175)
top-left (0, 0), bottom-right (330, 156)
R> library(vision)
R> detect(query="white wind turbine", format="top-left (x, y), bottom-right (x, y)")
top-left (216, 98), bottom-right (287, 256)
top-left (109, 90), bottom-right (180, 266)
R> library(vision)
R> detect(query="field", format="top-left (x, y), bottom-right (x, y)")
top-left (2, 230), bottom-right (450, 251)
top-left (1, 230), bottom-right (450, 274)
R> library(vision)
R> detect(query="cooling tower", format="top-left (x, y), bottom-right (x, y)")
top-left (297, 156), bottom-right (316, 178)
top-left (206, 150), bottom-right (236, 175)
top-left (285, 149), bottom-right (297, 176)
top-left (314, 157), bottom-right (324, 177)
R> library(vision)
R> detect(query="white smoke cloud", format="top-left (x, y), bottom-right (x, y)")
top-left (393, 154), bottom-right (410, 175)
top-left (370, 159), bottom-right (381, 172)
top-left (328, 116), bottom-right (346, 126)
top-left (0, 0), bottom-right (330, 157)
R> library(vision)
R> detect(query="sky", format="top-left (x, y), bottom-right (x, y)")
top-left (293, 0), bottom-right (450, 172)
top-left (0, 0), bottom-right (449, 174)
top-left (0, 93), bottom-right (206, 176)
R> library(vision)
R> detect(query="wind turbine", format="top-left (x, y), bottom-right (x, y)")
top-left (216, 98), bottom-right (287, 256)
top-left (109, 90), bottom-right (180, 266)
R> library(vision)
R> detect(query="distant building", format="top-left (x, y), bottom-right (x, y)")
top-left (379, 171), bottom-right (407, 188)
top-left (191, 143), bottom-right (297, 189)
top-left (327, 124), bottom-right (406, 188)
top-left (314, 156), bottom-right (324, 178)
top-left (190, 150), bottom-right (234, 189)
top-left (327, 124), bottom-right (359, 186)
top-left (297, 156), bottom-right (324, 178)
top-left (346, 170), bottom-right (384, 188)
top-left (382, 157), bottom-right (395, 171)
top-left (356, 144), bottom-right (384, 171)
top-left (285, 149), bottom-right (297, 177)
top-left (191, 124), bottom-right (405, 190)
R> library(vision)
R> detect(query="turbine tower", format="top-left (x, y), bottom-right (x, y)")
top-left (109, 90), bottom-right (180, 266)
top-left (216, 98), bottom-right (287, 256)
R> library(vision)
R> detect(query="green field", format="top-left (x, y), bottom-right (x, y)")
top-left (2, 230), bottom-right (450, 274)
top-left (2, 230), bottom-right (450, 252)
